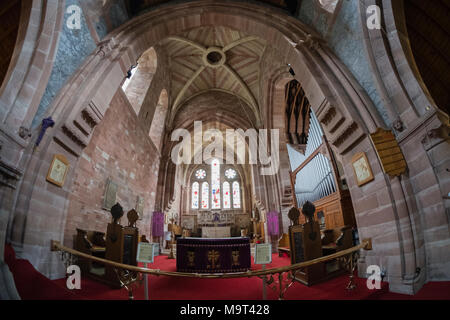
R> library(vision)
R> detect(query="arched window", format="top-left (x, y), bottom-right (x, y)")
top-left (232, 181), bottom-right (241, 209)
top-left (190, 160), bottom-right (243, 211)
top-left (122, 47), bottom-right (157, 115)
top-left (211, 159), bottom-right (221, 209)
top-left (121, 66), bottom-right (137, 91)
top-left (201, 182), bottom-right (209, 209)
top-left (223, 182), bottom-right (231, 209)
top-left (192, 182), bottom-right (199, 209)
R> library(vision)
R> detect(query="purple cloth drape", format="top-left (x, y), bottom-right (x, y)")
top-left (267, 211), bottom-right (280, 236)
top-left (152, 211), bottom-right (165, 237)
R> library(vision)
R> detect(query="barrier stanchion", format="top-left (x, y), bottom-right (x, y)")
top-left (262, 264), bottom-right (267, 300)
top-left (144, 262), bottom-right (149, 300)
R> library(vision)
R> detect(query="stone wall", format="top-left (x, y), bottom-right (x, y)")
top-left (297, 0), bottom-right (390, 126)
top-left (63, 89), bottom-right (161, 248)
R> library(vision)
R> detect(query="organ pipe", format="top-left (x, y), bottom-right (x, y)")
top-left (292, 110), bottom-right (337, 207)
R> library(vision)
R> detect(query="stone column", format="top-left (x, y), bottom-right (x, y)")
top-left (0, 158), bottom-right (22, 299)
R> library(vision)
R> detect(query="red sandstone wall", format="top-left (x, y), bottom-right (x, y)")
top-left (63, 89), bottom-right (160, 247)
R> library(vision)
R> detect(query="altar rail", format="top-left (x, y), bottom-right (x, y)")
top-left (51, 238), bottom-right (372, 299)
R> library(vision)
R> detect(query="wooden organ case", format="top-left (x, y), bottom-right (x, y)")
top-left (289, 132), bottom-right (356, 230)
top-left (284, 79), bottom-right (357, 286)
top-left (286, 79), bottom-right (356, 231)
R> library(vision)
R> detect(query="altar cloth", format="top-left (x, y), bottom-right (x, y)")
top-left (176, 237), bottom-right (251, 273)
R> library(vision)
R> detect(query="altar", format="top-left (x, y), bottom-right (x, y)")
top-left (176, 237), bottom-right (251, 273)
top-left (201, 226), bottom-right (230, 238)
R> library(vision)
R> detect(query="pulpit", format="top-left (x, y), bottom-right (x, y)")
top-left (176, 237), bottom-right (251, 273)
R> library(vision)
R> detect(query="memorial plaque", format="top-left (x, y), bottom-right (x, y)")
top-left (351, 152), bottom-right (374, 187)
top-left (370, 128), bottom-right (407, 177)
top-left (136, 195), bottom-right (144, 217)
top-left (103, 178), bottom-right (118, 211)
top-left (46, 154), bottom-right (69, 187)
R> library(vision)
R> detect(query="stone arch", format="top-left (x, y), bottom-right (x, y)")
top-left (7, 1), bottom-right (447, 295)
top-left (358, 0), bottom-right (450, 293)
top-left (148, 89), bottom-right (168, 151)
top-left (0, 0), bottom-right (65, 133)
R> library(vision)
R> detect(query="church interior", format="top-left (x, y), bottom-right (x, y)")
top-left (0, 0), bottom-right (449, 302)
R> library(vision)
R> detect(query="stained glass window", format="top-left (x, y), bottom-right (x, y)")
top-left (223, 182), bottom-right (231, 209)
top-left (192, 182), bottom-right (199, 209)
top-left (195, 169), bottom-right (206, 179)
top-left (191, 159), bottom-right (243, 211)
top-left (225, 168), bottom-right (237, 179)
top-left (211, 159), bottom-right (221, 209)
top-left (201, 182), bottom-right (209, 209)
top-left (232, 181), bottom-right (241, 209)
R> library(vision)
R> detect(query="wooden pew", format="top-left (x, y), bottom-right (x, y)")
top-left (321, 225), bottom-right (353, 256)
top-left (75, 228), bottom-right (106, 274)
top-left (277, 233), bottom-right (290, 256)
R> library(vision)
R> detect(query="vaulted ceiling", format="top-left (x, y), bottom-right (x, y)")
top-left (161, 26), bottom-right (266, 126)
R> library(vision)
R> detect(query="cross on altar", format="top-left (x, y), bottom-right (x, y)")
top-left (207, 250), bottom-right (220, 269)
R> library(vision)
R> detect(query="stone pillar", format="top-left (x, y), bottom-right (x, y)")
top-left (0, 158), bottom-right (22, 299)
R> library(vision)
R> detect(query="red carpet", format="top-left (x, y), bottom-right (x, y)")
top-left (5, 244), bottom-right (450, 300)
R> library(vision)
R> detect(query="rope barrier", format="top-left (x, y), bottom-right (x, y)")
top-left (51, 238), bottom-right (372, 279)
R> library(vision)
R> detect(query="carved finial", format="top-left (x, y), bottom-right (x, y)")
top-left (302, 201), bottom-right (316, 223)
top-left (18, 126), bottom-right (32, 139)
top-left (110, 203), bottom-right (124, 224)
top-left (127, 209), bottom-right (139, 228)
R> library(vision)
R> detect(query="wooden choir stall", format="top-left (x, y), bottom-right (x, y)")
top-left (287, 204), bottom-right (353, 286)
top-left (75, 203), bottom-right (140, 288)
